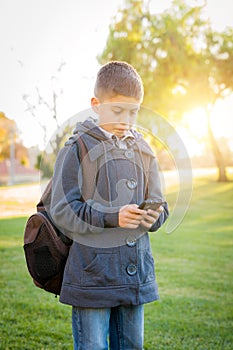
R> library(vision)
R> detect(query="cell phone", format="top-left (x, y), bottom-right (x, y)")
top-left (138, 199), bottom-right (164, 211)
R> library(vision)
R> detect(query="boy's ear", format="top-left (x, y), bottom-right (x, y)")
top-left (91, 97), bottom-right (100, 114)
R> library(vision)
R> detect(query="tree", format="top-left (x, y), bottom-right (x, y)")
top-left (22, 62), bottom-right (66, 153)
top-left (22, 62), bottom-right (70, 177)
top-left (0, 111), bottom-right (28, 164)
top-left (98, 0), bottom-right (233, 181)
top-left (0, 112), bottom-right (15, 160)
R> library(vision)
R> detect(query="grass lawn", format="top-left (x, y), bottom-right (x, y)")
top-left (0, 177), bottom-right (233, 349)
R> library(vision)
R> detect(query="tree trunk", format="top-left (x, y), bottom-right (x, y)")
top-left (207, 111), bottom-right (228, 182)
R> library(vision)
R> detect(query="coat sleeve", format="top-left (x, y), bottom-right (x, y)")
top-left (146, 156), bottom-right (169, 232)
top-left (49, 143), bottom-right (119, 236)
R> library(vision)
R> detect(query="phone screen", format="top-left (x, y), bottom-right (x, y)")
top-left (138, 200), bottom-right (163, 211)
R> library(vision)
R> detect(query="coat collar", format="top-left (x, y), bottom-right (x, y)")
top-left (80, 131), bottom-right (155, 162)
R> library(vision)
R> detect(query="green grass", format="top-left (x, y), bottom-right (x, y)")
top-left (0, 178), bottom-right (233, 349)
top-left (144, 178), bottom-right (233, 349)
top-left (0, 217), bottom-right (72, 350)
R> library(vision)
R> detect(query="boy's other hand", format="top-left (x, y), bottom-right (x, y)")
top-left (140, 206), bottom-right (164, 229)
top-left (119, 204), bottom-right (146, 229)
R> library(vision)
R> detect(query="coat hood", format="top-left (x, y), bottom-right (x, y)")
top-left (73, 118), bottom-right (108, 143)
top-left (73, 117), bottom-right (144, 143)
top-left (66, 117), bottom-right (154, 160)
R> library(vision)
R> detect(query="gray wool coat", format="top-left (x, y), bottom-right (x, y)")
top-left (49, 119), bottom-right (169, 308)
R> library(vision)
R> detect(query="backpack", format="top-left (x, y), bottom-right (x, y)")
top-left (23, 135), bottom-right (95, 296)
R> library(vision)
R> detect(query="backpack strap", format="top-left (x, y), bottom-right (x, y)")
top-left (77, 136), bottom-right (97, 201)
top-left (37, 179), bottom-right (52, 212)
top-left (133, 140), bottom-right (151, 200)
top-left (37, 134), bottom-right (96, 212)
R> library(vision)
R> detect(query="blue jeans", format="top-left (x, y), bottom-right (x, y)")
top-left (72, 304), bottom-right (144, 350)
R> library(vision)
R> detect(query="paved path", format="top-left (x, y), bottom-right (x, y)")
top-left (0, 168), bottom-right (220, 218)
top-left (0, 183), bottom-right (45, 218)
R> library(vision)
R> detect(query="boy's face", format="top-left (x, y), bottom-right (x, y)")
top-left (91, 95), bottom-right (140, 138)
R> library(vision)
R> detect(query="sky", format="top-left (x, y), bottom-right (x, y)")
top-left (1, 0), bottom-right (233, 152)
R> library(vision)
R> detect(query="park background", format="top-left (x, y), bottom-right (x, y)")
top-left (0, 0), bottom-right (233, 349)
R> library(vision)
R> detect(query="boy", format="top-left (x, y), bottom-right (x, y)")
top-left (49, 61), bottom-right (169, 349)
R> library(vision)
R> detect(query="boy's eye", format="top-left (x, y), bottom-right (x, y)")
top-left (112, 108), bottom-right (122, 115)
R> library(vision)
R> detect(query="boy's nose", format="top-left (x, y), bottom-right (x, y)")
top-left (119, 113), bottom-right (130, 124)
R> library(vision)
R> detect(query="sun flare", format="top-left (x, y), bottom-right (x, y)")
top-left (184, 94), bottom-right (233, 138)
top-left (181, 95), bottom-right (233, 156)
top-left (183, 107), bottom-right (208, 138)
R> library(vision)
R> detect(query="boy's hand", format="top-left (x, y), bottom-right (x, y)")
top-left (140, 206), bottom-right (164, 229)
top-left (119, 204), bottom-right (146, 229)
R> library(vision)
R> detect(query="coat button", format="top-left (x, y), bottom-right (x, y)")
top-left (126, 178), bottom-right (137, 189)
top-left (126, 264), bottom-right (137, 276)
top-left (125, 150), bottom-right (134, 159)
top-left (126, 236), bottom-right (137, 247)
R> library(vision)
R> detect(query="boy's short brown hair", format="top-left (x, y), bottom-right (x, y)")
top-left (94, 61), bottom-right (144, 102)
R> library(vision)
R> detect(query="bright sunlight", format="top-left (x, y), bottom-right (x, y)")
top-left (181, 95), bottom-right (233, 156)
